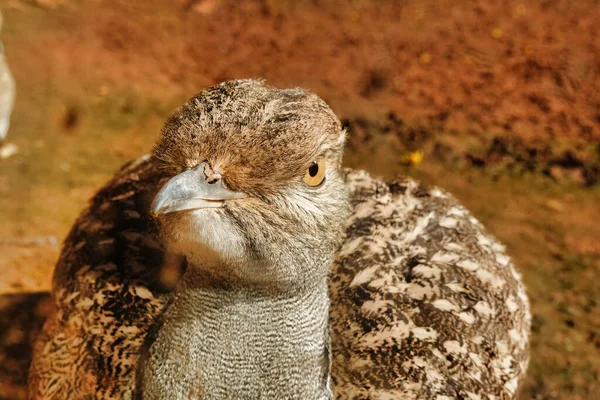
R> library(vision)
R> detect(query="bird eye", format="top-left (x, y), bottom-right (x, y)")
top-left (303, 159), bottom-right (326, 187)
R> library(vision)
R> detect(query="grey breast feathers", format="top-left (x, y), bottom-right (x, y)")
top-left (330, 169), bottom-right (531, 400)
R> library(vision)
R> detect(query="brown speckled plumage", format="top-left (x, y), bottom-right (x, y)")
top-left (29, 80), bottom-right (530, 399)
top-left (28, 157), bottom-right (179, 399)
top-left (331, 170), bottom-right (530, 399)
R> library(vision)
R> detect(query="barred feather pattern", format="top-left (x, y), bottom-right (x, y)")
top-left (330, 170), bottom-right (530, 399)
top-left (29, 159), bottom-right (530, 399)
top-left (28, 157), bottom-right (180, 399)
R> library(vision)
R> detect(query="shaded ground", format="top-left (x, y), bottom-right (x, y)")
top-left (0, 0), bottom-right (598, 398)
top-left (0, 293), bottom-right (50, 400)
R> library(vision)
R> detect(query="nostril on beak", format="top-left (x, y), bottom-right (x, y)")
top-left (201, 162), bottom-right (221, 185)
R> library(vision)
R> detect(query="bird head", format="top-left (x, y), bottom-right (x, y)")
top-left (151, 80), bottom-right (349, 290)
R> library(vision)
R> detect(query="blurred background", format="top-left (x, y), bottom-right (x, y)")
top-left (0, 0), bottom-right (599, 398)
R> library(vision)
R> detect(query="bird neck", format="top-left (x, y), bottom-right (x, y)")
top-left (143, 264), bottom-right (333, 399)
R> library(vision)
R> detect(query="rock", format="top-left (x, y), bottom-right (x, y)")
top-left (0, 142), bottom-right (18, 159)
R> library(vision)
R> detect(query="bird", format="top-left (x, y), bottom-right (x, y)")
top-left (0, 11), bottom-right (15, 144)
top-left (28, 79), bottom-right (530, 399)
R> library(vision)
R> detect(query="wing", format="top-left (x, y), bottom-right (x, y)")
top-left (28, 156), bottom-right (184, 400)
top-left (330, 170), bottom-right (531, 399)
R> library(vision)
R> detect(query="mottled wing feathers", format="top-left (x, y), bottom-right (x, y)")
top-left (29, 156), bottom-right (184, 399)
top-left (330, 170), bottom-right (531, 399)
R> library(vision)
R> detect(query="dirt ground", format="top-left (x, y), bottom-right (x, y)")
top-left (0, 0), bottom-right (599, 398)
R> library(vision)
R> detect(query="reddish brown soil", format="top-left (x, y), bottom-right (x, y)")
top-left (0, 0), bottom-right (599, 399)
top-left (22, 0), bottom-right (599, 182)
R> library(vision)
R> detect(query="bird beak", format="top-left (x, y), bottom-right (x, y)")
top-left (151, 163), bottom-right (247, 215)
